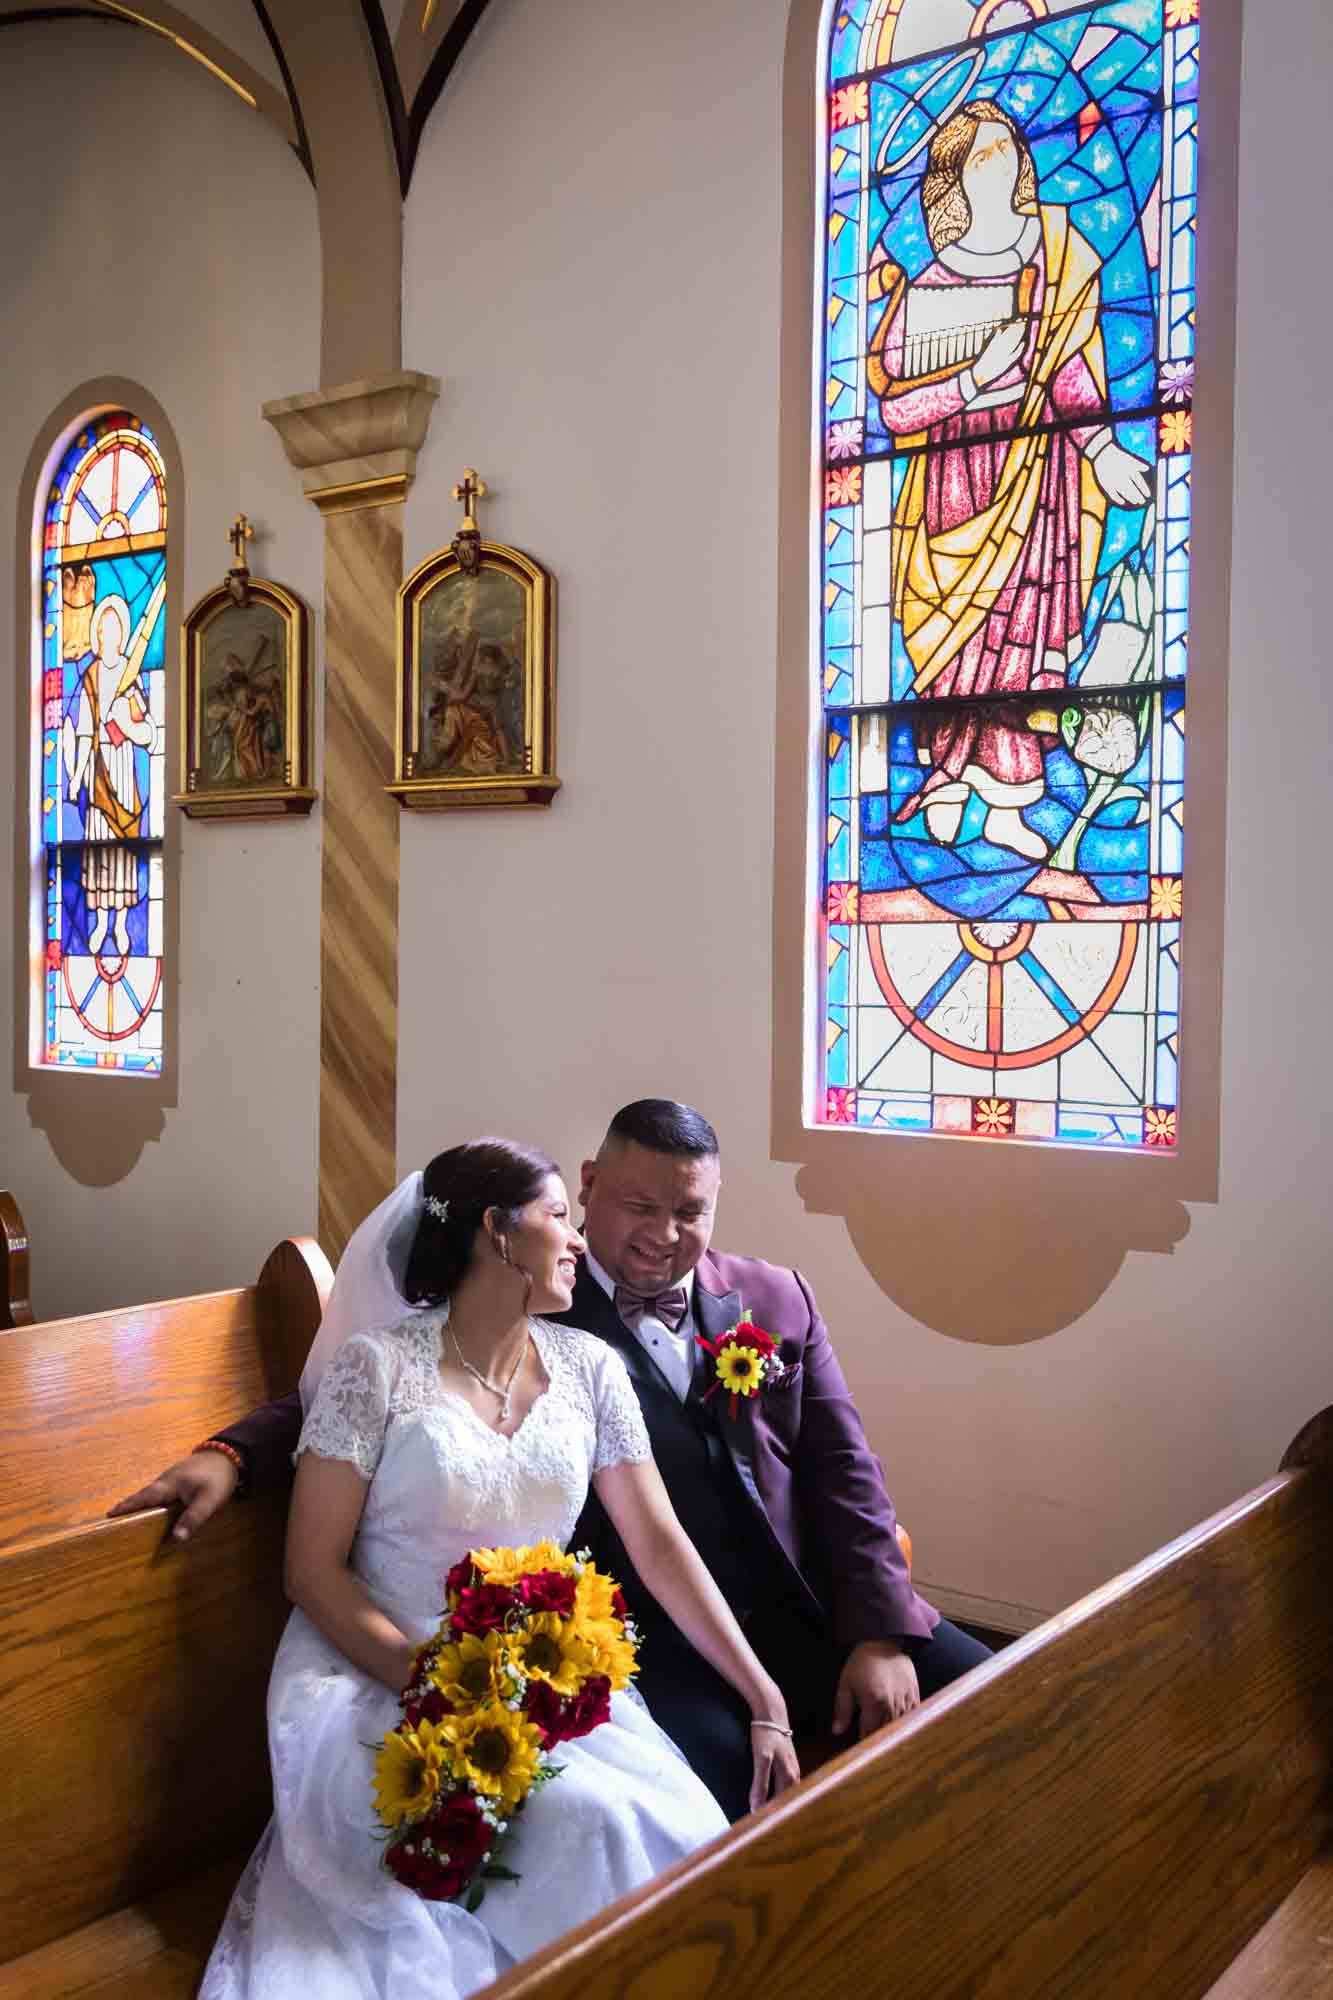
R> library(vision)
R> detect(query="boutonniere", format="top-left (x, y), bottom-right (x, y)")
top-left (695, 1312), bottom-right (782, 1419)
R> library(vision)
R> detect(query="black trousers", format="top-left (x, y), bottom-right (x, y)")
top-left (636, 1611), bottom-right (992, 1823)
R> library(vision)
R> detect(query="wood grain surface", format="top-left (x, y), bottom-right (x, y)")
top-left (0, 1236), bottom-right (329, 1548)
top-left (1201, 1846), bottom-right (1333, 1998)
top-left (0, 1854), bottom-right (245, 1997)
top-left (0, 1189), bottom-right (32, 1330)
top-left (477, 1460), bottom-right (1333, 2000)
top-left (0, 1499), bottom-right (289, 1962)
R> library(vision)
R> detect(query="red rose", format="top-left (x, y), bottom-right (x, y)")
top-left (523, 1673), bottom-right (612, 1748)
top-left (403, 1683), bottom-right (449, 1728)
top-left (611, 1587), bottom-right (628, 1619)
top-left (386, 1793), bottom-right (493, 1902)
top-left (445, 1555), bottom-right (478, 1604)
top-left (560, 1674), bottom-right (612, 1741)
top-left (451, 1582), bottom-right (517, 1637)
top-left (733, 1317), bottom-right (777, 1356)
top-left (522, 1676), bottom-right (567, 1747)
top-left (514, 1569), bottom-right (577, 1616)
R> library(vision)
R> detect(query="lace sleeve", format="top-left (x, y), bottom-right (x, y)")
top-left (297, 1331), bottom-right (396, 1481)
top-left (591, 1343), bottom-right (653, 1473)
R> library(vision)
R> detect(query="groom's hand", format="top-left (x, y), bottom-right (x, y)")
top-left (831, 1639), bottom-right (920, 1738)
top-left (108, 1449), bottom-right (239, 1542)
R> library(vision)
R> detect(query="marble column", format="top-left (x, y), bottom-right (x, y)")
top-left (264, 371), bottom-right (440, 1260)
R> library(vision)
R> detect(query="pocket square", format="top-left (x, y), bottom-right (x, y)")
top-left (768, 1359), bottom-right (802, 1391)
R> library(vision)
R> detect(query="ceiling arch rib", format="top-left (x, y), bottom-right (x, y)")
top-left (0, 0), bottom-right (309, 173)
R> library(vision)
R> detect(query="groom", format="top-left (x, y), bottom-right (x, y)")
top-left (113, 1099), bottom-right (988, 1819)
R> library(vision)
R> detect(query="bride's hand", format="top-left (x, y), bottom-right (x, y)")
top-left (749, 1717), bottom-right (801, 1812)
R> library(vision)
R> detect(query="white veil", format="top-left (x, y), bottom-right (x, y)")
top-left (300, 1171), bottom-right (424, 1410)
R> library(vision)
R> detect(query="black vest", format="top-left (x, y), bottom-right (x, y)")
top-left (554, 1271), bottom-right (793, 1641)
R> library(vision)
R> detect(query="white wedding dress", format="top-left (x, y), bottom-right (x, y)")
top-left (201, 1312), bottom-right (729, 2000)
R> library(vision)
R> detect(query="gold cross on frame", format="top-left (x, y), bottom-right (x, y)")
top-left (451, 470), bottom-right (487, 531)
top-left (229, 513), bottom-right (254, 569)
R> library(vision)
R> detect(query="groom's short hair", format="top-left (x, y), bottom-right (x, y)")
top-left (605, 1099), bottom-right (718, 1159)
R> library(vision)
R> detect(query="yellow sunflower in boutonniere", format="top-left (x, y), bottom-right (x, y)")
top-left (696, 1312), bottom-right (781, 1419)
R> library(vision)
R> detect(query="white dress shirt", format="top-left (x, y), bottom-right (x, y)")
top-left (583, 1250), bottom-right (696, 1403)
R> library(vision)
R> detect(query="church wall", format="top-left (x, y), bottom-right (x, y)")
top-left (0, 24), bottom-right (323, 1320)
top-left (400, 0), bottom-right (1333, 1623)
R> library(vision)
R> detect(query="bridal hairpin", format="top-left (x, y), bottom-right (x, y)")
top-left (424, 1194), bottom-right (451, 1222)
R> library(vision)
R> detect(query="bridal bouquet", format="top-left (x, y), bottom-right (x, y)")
top-left (372, 1540), bottom-right (639, 1907)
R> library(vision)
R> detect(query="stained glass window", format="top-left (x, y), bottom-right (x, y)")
top-left (35, 412), bottom-right (168, 1073)
top-left (816, 0), bottom-right (1197, 1149)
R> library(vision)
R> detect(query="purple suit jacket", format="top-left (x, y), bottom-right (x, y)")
top-left (669, 1249), bottom-right (937, 1647)
top-left (217, 1247), bottom-right (937, 1649)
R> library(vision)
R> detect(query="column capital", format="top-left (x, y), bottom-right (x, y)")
top-left (262, 370), bottom-right (441, 515)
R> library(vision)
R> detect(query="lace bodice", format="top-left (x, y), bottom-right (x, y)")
top-left (297, 1312), bottom-right (651, 1638)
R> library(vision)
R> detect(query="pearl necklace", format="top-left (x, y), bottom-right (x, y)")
top-left (450, 1322), bottom-right (529, 1427)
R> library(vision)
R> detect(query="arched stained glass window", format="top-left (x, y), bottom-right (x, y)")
top-left (35, 411), bottom-right (168, 1073)
top-left (816, 0), bottom-right (1196, 1149)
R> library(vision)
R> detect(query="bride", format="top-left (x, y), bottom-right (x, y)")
top-left (201, 1137), bottom-right (798, 1999)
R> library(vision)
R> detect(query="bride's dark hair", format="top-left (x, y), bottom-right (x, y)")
top-left (403, 1138), bottom-right (558, 1307)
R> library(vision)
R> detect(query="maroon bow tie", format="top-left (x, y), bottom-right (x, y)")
top-left (613, 1284), bottom-right (689, 1334)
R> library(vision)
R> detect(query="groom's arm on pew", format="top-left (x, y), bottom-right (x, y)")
top-left (108, 1389), bottom-right (304, 1540)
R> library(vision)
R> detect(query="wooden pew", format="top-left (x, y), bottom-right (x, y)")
top-left (476, 1406), bottom-right (1333, 2000)
top-left (0, 1189), bottom-right (32, 1330)
top-left (0, 1238), bottom-right (331, 1993)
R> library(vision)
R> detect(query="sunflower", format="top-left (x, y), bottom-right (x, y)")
top-left (442, 1700), bottom-right (544, 1807)
top-left (571, 1565), bottom-right (618, 1635)
top-left (429, 1630), bottom-right (514, 1712)
top-left (507, 1613), bottom-right (598, 1695)
top-left (715, 1339), bottom-right (767, 1398)
top-left (580, 1622), bottom-right (639, 1691)
top-left (373, 1717), bottom-right (449, 1829)
top-left (471, 1540), bottom-right (579, 1586)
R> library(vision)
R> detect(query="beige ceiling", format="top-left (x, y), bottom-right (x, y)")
top-left (0, 0), bottom-right (490, 189)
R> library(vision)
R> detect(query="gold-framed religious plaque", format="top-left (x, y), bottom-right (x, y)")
top-left (388, 472), bottom-right (560, 811)
top-left (175, 516), bottom-right (316, 820)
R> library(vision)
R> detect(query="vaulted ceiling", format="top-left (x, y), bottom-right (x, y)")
top-left (0, 0), bottom-right (491, 190)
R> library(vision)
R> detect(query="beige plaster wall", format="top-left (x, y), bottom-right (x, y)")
top-left (400, 0), bottom-right (1333, 1625)
top-left (0, 23), bottom-right (323, 1319)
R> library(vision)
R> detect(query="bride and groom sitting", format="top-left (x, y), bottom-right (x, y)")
top-left (115, 1099), bottom-right (988, 1997)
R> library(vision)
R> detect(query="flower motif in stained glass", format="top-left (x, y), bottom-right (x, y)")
top-left (831, 82), bottom-right (869, 130)
top-left (1144, 1107), bottom-right (1178, 1146)
top-left (1160, 410), bottom-right (1193, 454)
top-left (826, 1088), bottom-right (857, 1124)
top-left (1165, 0), bottom-right (1199, 25)
top-left (1149, 877), bottom-right (1183, 921)
top-left (826, 882), bottom-right (859, 923)
top-left (825, 466), bottom-right (861, 507)
top-left (827, 419), bottom-right (864, 461)
top-left (973, 1098), bottom-right (1015, 1138)
top-left (1159, 361), bottom-right (1195, 405)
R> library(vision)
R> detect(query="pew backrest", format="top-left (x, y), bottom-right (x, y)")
top-left (0, 1236), bottom-right (330, 1550)
top-left (484, 1411), bottom-right (1333, 2000)
top-left (0, 1190), bottom-right (32, 1331)
top-left (0, 1495), bottom-right (291, 1962)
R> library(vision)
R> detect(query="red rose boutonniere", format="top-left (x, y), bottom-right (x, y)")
top-left (695, 1312), bottom-right (781, 1419)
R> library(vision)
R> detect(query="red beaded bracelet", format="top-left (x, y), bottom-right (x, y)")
top-left (195, 1437), bottom-right (246, 1487)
